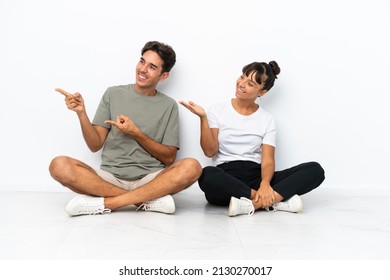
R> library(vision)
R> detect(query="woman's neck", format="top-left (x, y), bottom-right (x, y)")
top-left (231, 98), bottom-right (259, 116)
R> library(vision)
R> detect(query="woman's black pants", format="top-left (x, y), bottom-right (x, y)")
top-left (198, 161), bottom-right (325, 206)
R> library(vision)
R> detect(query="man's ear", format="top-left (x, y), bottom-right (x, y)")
top-left (159, 72), bottom-right (170, 81)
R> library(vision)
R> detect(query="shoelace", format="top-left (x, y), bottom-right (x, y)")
top-left (136, 203), bottom-right (147, 211)
top-left (78, 204), bottom-right (111, 215)
top-left (81, 209), bottom-right (111, 215)
top-left (136, 201), bottom-right (161, 211)
top-left (247, 207), bottom-right (255, 216)
top-left (101, 209), bottom-right (111, 215)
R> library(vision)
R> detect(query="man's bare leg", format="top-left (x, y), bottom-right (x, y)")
top-left (49, 156), bottom-right (127, 197)
top-left (104, 158), bottom-right (202, 210)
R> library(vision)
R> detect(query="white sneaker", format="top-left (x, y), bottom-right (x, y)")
top-left (136, 195), bottom-right (175, 214)
top-left (65, 195), bottom-right (111, 216)
top-left (228, 197), bottom-right (255, 217)
top-left (266, 194), bottom-right (303, 213)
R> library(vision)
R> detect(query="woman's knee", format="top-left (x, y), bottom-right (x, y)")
top-left (310, 161), bottom-right (325, 180)
top-left (304, 161), bottom-right (325, 187)
top-left (198, 166), bottom-right (224, 192)
top-left (198, 166), bottom-right (215, 186)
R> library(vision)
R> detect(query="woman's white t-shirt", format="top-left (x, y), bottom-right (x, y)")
top-left (207, 100), bottom-right (276, 166)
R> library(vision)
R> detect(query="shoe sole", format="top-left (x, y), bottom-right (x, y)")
top-left (65, 195), bottom-right (85, 216)
top-left (291, 195), bottom-right (304, 213)
top-left (160, 195), bottom-right (175, 214)
top-left (228, 197), bottom-right (237, 217)
top-left (162, 195), bottom-right (175, 214)
top-left (294, 199), bottom-right (304, 213)
top-left (145, 195), bottom-right (176, 214)
top-left (277, 195), bottom-right (304, 213)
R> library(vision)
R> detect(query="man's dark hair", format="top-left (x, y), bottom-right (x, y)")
top-left (142, 41), bottom-right (176, 73)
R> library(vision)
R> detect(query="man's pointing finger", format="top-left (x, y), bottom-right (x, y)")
top-left (55, 88), bottom-right (71, 97)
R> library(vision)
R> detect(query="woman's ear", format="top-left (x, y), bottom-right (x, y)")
top-left (258, 89), bottom-right (268, 97)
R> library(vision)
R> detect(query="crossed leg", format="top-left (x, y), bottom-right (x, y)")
top-left (49, 156), bottom-right (202, 211)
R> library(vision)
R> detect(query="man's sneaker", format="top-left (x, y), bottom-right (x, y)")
top-left (266, 194), bottom-right (303, 213)
top-left (228, 197), bottom-right (255, 217)
top-left (65, 195), bottom-right (111, 216)
top-left (136, 195), bottom-right (175, 214)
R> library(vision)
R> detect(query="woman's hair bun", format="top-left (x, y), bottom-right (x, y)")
top-left (268, 61), bottom-right (280, 76)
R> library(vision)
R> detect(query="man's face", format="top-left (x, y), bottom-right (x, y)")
top-left (135, 50), bottom-right (169, 90)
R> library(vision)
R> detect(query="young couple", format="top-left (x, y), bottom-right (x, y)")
top-left (49, 41), bottom-right (325, 218)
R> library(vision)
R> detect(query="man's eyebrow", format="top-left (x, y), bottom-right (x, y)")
top-left (140, 57), bottom-right (159, 69)
top-left (150, 62), bottom-right (159, 69)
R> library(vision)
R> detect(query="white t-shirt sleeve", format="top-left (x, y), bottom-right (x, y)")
top-left (262, 117), bottom-right (276, 147)
top-left (207, 103), bottom-right (220, 129)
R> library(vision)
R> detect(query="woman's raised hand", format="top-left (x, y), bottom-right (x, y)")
top-left (179, 101), bottom-right (206, 118)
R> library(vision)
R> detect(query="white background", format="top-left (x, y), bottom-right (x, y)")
top-left (1, 0), bottom-right (389, 192)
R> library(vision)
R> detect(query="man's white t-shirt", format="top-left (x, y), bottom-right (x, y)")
top-left (207, 100), bottom-right (276, 166)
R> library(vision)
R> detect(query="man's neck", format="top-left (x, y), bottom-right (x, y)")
top-left (133, 84), bottom-right (157, 96)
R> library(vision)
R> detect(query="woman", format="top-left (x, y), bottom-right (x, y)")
top-left (180, 61), bottom-right (325, 216)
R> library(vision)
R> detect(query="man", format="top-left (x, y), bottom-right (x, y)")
top-left (49, 41), bottom-right (202, 216)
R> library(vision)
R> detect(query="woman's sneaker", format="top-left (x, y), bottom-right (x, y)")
top-left (228, 197), bottom-right (255, 217)
top-left (136, 195), bottom-right (175, 214)
top-left (266, 194), bottom-right (303, 213)
top-left (65, 195), bottom-right (111, 216)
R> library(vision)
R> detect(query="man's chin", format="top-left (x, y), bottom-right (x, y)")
top-left (135, 80), bottom-right (147, 87)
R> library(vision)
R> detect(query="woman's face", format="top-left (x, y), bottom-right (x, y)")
top-left (235, 71), bottom-right (266, 101)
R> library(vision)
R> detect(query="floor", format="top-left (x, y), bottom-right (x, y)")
top-left (1, 186), bottom-right (389, 261)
